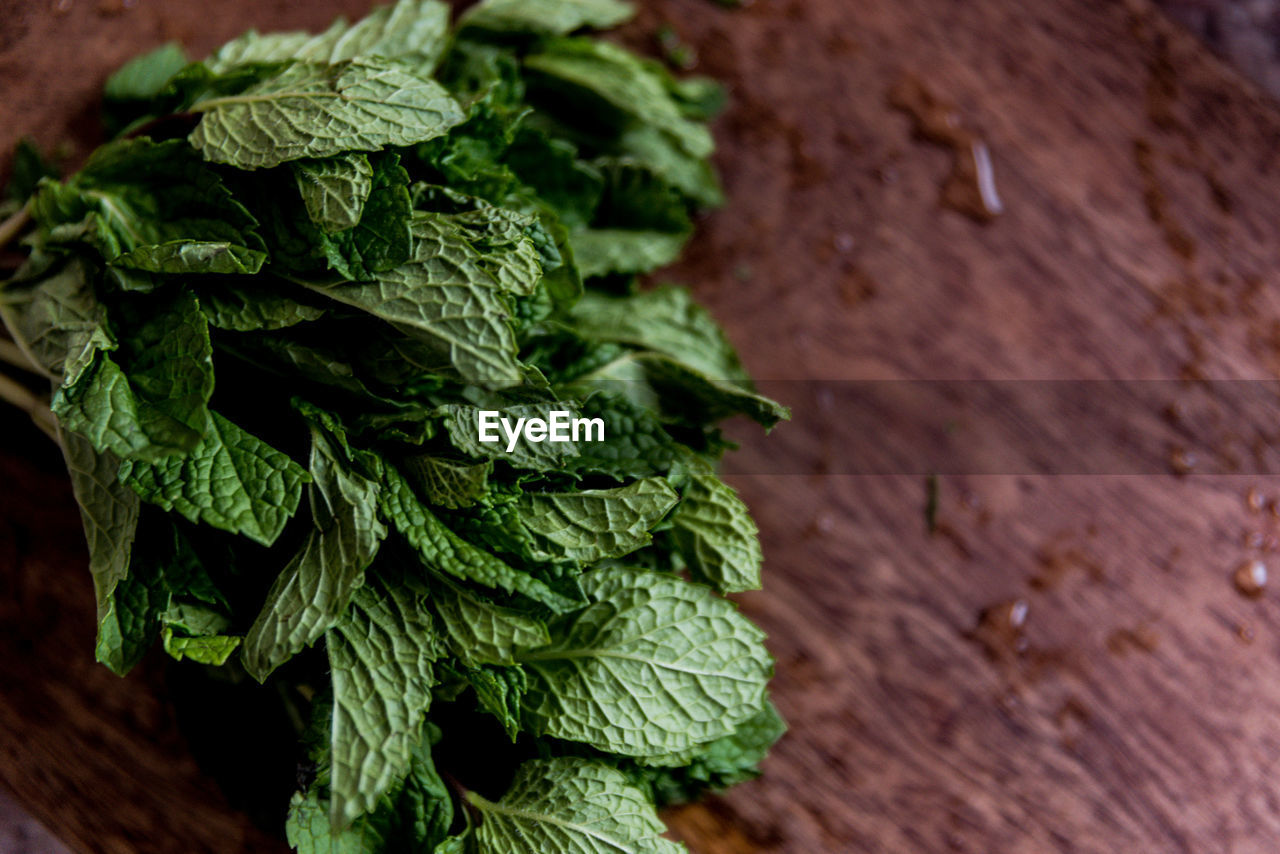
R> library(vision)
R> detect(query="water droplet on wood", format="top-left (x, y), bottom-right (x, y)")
top-left (1234, 559), bottom-right (1267, 599)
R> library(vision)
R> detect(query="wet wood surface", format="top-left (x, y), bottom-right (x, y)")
top-left (5, 0), bottom-right (1280, 851)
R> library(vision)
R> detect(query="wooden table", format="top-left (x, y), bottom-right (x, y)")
top-left (5, 0), bottom-right (1280, 851)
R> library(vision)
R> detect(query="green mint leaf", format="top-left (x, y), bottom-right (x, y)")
top-left (61, 430), bottom-right (140, 674)
top-left (466, 664), bottom-right (527, 741)
top-left (462, 0), bottom-right (635, 35)
top-left (93, 544), bottom-right (167, 675)
top-left (0, 255), bottom-right (111, 380)
top-left (503, 128), bottom-right (604, 230)
top-left (94, 517), bottom-right (227, 674)
top-left (118, 411), bottom-right (307, 546)
top-left (189, 58), bottom-right (465, 170)
top-left (112, 240), bottom-right (266, 275)
top-left (53, 290), bottom-right (216, 461)
top-left (392, 731), bottom-right (456, 852)
top-left (438, 402), bottom-right (581, 471)
top-left (31, 138), bottom-right (265, 272)
top-left (592, 159), bottom-right (695, 235)
top-left (241, 427), bottom-right (387, 681)
top-left (431, 579), bottom-right (549, 665)
top-left (524, 38), bottom-right (713, 160)
top-left (2, 7), bottom-right (786, 840)
top-left (569, 229), bottom-right (688, 279)
top-left (161, 628), bottom-right (241, 665)
top-left (435, 835), bottom-right (469, 854)
top-left (115, 290), bottom-right (215, 444)
top-left (668, 474), bottom-right (762, 593)
top-left (327, 566), bottom-right (444, 828)
top-left (286, 787), bottom-right (390, 854)
top-left (317, 152), bottom-right (413, 279)
top-left (574, 350), bottom-right (788, 428)
top-left (564, 393), bottom-right (679, 479)
top-left (569, 286), bottom-right (747, 382)
top-left (197, 280), bottom-right (327, 331)
top-left (412, 187), bottom-right (551, 297)
top-left (630, 353), bottom-right (788, 427)
top-left (401, 455), bottom-right (493, 510)
top-left (288, 721), bottom-right (454, 854)
top-left (469, 757), bottom-right (685, 854)
top-left (6, 137), bottom-right (59, 202)
top-left (103, 42), bottom-right (188, 102)
top-left (293, 153), bottom-right (374, 234)
top-left (631, 700), bottom-right (785, 805)
top-left (517, 478), bottom-right (679, 562)
top-left (518, 566), bottom-right (772, 756)
top-left (612, 120), bottom-right (724, 209)
top-left (52, 349), bottom-right (152, 459)
top-left (300, 213), bottom-right (524, 388)
top-left (378, 460), bottom-right (583, 613)
top-left (211, 0), bottom-right (450, 74)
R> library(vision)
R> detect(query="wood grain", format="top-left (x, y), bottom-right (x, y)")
top-left (5, 0), bottom-right (1280, 852)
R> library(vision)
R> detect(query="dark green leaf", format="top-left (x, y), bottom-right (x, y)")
top-left (241, 426), bottom-right (387, 681)
top-left (118, 411), bottom-right (308, 546)
top-left (31, 138), bottom-right (265, 273)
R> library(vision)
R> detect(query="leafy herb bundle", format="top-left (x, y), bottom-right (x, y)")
top-left (0, 1), bottom-right (787, 850)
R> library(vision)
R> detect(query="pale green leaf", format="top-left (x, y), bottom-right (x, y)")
top-left (190, 58), bottom-right (465, 170)
top-left (564, 393), bottom-right (678, 479)
top-left (103, 42), bottom-right (188, 101)
top-left (293, 153), bottom-right (374, 234)
top-left (301, 213), bottom-right (524, 388)
top-left (632, 700), bottom-right (785, 805)
top-left (53, 290), bottom-right (215, 461)
top-left (93, 518), bottom-right (226, 675)
top-left (288, 721), bottom-right (454, 852)
top-left (316, 152), bottom-right (413, 279)
top-left (576, 351), bottom-right (787, 428)
top-left (469, 757), bottom-right (685, 854)
top-left (286, 787), bottom-right (388, 854)
top-left (431, 580), bottom-right (548, 665)
top-left (327, 568), bottom-right (444, 828)
top-left (162, 628), bottom-right (241, 665)
top-left (466, 664), bottom-right (527, 740)
top-left (669, 475), bottom-right (761, 593)
top-left (462, 0), bottom-right (634, 35)
top-left (569, 287), bottom-right (747, 382)
top-left (570, 228), bottom-right (688, 278)
top-left (518, 567), bottom-right (771, 756)
top-left (210, 0), bottom-right (450, 73)
top-left (525, 38), bottom-right (712, 159)
top-left (518, 479), bottom-right (678, 562)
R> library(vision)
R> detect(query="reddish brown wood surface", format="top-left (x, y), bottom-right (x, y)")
top-left (5, 0), bottom-right (1280, 852)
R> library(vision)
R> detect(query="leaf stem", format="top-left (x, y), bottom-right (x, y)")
top-left (0, 369), bottom-right (56, 441)
top-left (0, 201), bottom-right (31, 254)
top-left (0, 337), bottom-right (40, 376)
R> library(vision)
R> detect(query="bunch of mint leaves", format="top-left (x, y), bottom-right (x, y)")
top-left (0, 1), bottom-right (788, 850)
